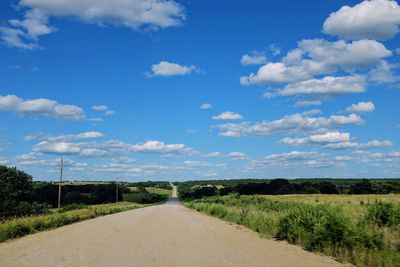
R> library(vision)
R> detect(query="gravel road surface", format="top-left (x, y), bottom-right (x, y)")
top-left (0, 185), bottom-right (344, 267)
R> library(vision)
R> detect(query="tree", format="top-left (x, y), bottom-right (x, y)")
top-left (351, 179), bottom-right (374, 194)
top-left (0, 165), bottom-right (47, 219)
top-left (0, 166), bottom-right (33, 203)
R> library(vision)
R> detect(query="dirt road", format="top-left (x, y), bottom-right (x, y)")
top-left (0, 186), bottom-right (343, 267)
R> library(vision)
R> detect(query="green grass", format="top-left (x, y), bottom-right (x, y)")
top-left (0, 202), bottom-right (147, 243)
top-left (184, 194), bottom-right (400, 267)
top-left (146, 187), bottom-right (172, 197)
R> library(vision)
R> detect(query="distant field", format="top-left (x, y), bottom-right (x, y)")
top-left (184, 194), bottom-right (400, 267)
top-left (146, 187), bottom-right (172, 197)
top-left (262, 194), bottom-right (400, 217)
top-left (122, 186), bottom-right (172, 204)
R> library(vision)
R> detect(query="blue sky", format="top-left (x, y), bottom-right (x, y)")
top-left (0, 0), bottom-right (399, 181)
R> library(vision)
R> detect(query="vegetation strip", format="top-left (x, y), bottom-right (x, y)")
top-left (183, 194), bottom-right (400, 267)
top-left (0, 202), bottom-right (146, 243)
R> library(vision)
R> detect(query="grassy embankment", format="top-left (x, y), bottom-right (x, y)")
top-left (184, 194), bottom-right (400, 267)
top-left (0, 202), bottom-right (147, 243)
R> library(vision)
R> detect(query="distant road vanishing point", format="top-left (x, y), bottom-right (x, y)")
top-left (0, 185), bottom-right (343, 267)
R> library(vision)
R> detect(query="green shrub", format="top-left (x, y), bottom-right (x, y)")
top-left (184, 194), bottom-right (399, 267)
top-left (0, 202), bottom-right (144, 242)
top-left (365, 201), bottom-right (400, 227)
top-left (58, 203), bottom-right (88, 213)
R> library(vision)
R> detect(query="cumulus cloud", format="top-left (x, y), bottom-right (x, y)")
top-left (228, 151), bottom-right (247, 160)
top-left (302, 109), bottom-right (322, 116)
top-left (34, 141), bottom-right (81, 155)
top-left (216, 113), bottom-right (364, 137)
top-left (325, 139), bottom-right (393, 149)
top-left (369, 60), bottom-right (399, 83)
top-left (1, 0), bottom-right (185, 49)
top-left (274, 76), bottom-right (365, 97)
top-left (241, 54), bottom-right (267, 66)
top-left (91, 105), bottom-right (115, 115)
top-left (130, 140), bottom-right (188, 153)
top-left (241, 39), bottom-right (391, 85)
top-left (0, 9), bottom-right (55, 50)
top-left (46, 131), bottom-right (105, 142)
top-left (146, 61), bottom-right (199, 77)
top-left (264, 151), bottom-right (318, 161)
top-left (280, 131), bottom-right (350, 146)
top-left (0, 94), bottom-right (85, 120)
top-left (200, 103), bottom-right (212, 110)
top-left (205, 152), bottom-right (221, 158)
top-left (212, 111), bottom-right (244, 121)
top-left (293, 100), bottom-right (322, 108)
top-left (323, 0), bottom-right (400, 40)
top-left (253, 151), bottom-right (338, 169)
top-left (346, 101), bottom-right (375, 113)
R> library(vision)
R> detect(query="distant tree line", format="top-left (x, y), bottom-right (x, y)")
top-left (33, 182), bottom-right (125, 207)
top-left (0, 165), bottom-right (174, 220)
top-left (178, 178), bottom-right (400, 200)
top-left (0, 165), bottom-right (126, 219)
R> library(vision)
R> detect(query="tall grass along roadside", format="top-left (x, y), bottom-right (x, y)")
top-left (184, 194), bottom-right (400, 267)
top-left (0, 202), bottom-right (146, 243)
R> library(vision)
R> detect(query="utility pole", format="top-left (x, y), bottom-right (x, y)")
top-left (116, 177), bottom-right (119, 203)
top-left (58, 158), bottom-right (63, 209)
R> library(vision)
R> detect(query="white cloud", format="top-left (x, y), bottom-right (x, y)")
top-left (130, 140), bottom-right (188, 153)
top-left (205, 152), bottom-right (221, 158)
top-left (91, 105), bottom-right (115, 115)
top-left (2, 0), bottom-right (185, 49)
top-left (91, 105), bottom-right (108, 111)
top-left (200, 103), bottom-right (212, 110)
top-left (0, 8), bottom-right (55, 50)
top-left (228, 151), bottom-right (247, 160)
top-left (212, 111), bottom-right (244, 120)
top-left (216, 113), bottom-right (364, 137)
top-left (80, 148), bottom-right (108, 157)
top-left (253, 151), bottom-right (339, 169)
top-left (34, 141), bottom-right (81, 155)
top-left (241, 62), bottom-right (309, 85)
top-left (325, 139), bottom-right (393, 150)
top-left (264, 151), bottom-right (318, 161)
top-left (293, 100), bottom-right (322, 108)
top-left (274, 76), bottom-right (365, 97)
top-left (302, 109), bottom-right (322, 116)
top-left (346, 101), bottom-right (375, 113)
top-left (361, 140), bottom-right (393, 148)
top-left (147, 61), bottom-right (199, 77)
top-left (334, 156), bottom-right (353, 161)
top-left (46, 131), bottom-right (106, 142)
top-left (369, 60), bottom-right (399, 83)
top-left (241, 54), bottom-right (267, 66)
top-left (280, 131), bottom-right (350, 146)
top-left (0, 94), bottom-right (85, 120)
top-left (241, 39), bottom-right (391, 85)
top-left (323, 0), bottom-right (400, 40)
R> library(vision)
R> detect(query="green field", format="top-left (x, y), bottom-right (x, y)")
top-left (184, 194), bottom-right (400, 267)
top-left (146, 187), bottom-right (172, 197)
top-left (122, 186), bottom-right (172, 204)
top-left (0, 202), bottom-right (147, 243)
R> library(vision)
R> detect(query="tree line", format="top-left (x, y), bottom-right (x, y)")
top-left (178, 178), bottom-right (400, 200)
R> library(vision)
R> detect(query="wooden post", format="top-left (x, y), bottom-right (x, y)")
top-left (116, 177), bottom-right (119, 203)
top-left (58, 158), bottom-right (63, 209)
